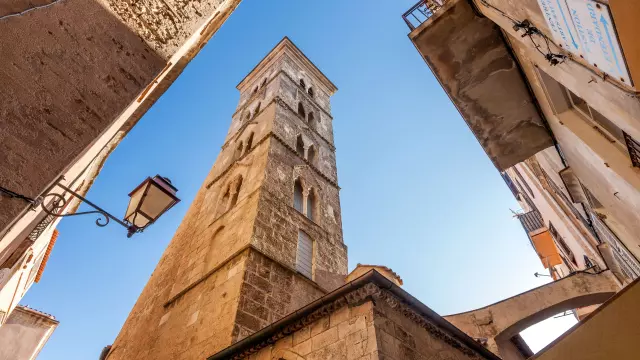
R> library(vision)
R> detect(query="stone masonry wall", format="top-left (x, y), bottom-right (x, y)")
top-left (252, 138), bottom-right (347, 292)
top-left (246, 300), bottom-right (378, 360)
top-left (233, 250), bottom-right (325, 342)
top-left (0, 0), bottom-right (237, 238)
top-left (374, 299), bottom-right (479, 360)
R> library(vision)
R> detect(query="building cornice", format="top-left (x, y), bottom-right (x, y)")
top-left (207, 270), bottom-right (500, 360)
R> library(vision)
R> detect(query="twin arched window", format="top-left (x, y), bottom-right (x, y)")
top-left (218, 176), bottom-right (243, 216)
top-left (299, 79), bottom-right (306, 90)
top-left (245, 133), bottom-right (254, 154)
top-left (293, 177), bottom-right (316, 221)
top-left (296, 135), bottom-right (305, 156)
top-left (308, 87), bottom-right (314, 97)
top-left (234, 141), bottom-right (244, 160)
top-left (295, 135), bottom-right (317, 164)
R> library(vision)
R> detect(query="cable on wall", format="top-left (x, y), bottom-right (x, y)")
top-left (476, 0), bottom-right (640, 96)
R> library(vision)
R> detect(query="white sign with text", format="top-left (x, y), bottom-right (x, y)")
top-left (536, 0), bottom-right (631, 85)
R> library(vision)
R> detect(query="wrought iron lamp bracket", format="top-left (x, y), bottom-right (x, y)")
top-left (35, 183), bottom-right (141, 238)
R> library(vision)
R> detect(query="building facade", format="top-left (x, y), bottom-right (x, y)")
top-left (0, 305), bottom-right (59, 360)
top-left (404, 0), bottom-right (639, 292)
top-left (104, 38), bottom-right (347, 359)
top-left (0, 0), bottom-right (240, 328)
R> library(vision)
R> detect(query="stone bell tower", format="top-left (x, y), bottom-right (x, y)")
top-left (106, 38), bottom-right (347, 360)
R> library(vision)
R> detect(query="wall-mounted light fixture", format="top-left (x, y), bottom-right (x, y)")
top-left (1, 175), bottom-right (180, 238)
top-left (534, 272), bottom-right (551, 278)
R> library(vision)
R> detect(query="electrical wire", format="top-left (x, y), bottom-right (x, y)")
top-left (476, 0), bottom-right (640, 96)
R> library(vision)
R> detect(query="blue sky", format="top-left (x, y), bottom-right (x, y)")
top-left (23, 1), bottom-right (576, 358)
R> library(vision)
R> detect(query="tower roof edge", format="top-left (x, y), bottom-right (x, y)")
top-left (236, 37), bottom-right (338, 95)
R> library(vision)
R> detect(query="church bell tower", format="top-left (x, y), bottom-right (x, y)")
top-left (106, 38), bottom-right (347, 360)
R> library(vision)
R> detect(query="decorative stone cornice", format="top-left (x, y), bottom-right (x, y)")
top-left (216, 280), bottom-right (483, 360)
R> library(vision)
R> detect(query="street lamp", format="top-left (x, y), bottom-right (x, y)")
top-left (123, 176), bottom-right (180, 233)
top-left (534, 272), bottom-right (551, 278)
top-left (1, 175), bottom-right (180, 238)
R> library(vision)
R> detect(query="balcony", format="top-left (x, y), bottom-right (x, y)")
top-left (404, 0), bottom-right (553, 170)
top-left (402, 0), bottom-right (446, 30)
top-left (517, 210), bottom-right (544, 235)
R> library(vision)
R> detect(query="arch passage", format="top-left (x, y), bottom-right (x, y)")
top-left (444, 271), bottom-right (619, 359)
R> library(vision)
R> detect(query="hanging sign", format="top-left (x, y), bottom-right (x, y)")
top-left (536, 0), bottom-right (632, 85)
top-left (564, 0), bottom-right (632, 85)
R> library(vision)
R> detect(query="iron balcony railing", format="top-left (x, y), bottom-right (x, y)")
top-left (518, 210), bottom-right (544, 234)
top-left (402, 0), bottom-right (447, 30)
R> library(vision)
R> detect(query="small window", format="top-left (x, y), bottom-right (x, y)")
top-left (245, 111), bottom-right (251, 121)
top-left (294, 178), bottom-right (304, 212)
top-left (549, 223), bottom-right (577, 266)
top-left (299, 79), bottom-right (306, 90)
top-left (254, 102), bottom-right (261, 117)
top-left (298, 103), bottom-right (306, 119)
top-left (306, 190), bottom-right (315, 221)
top-left (308, 111), bottom-right (314, 126)
top-left (261, 78), bottom-right (267, 88)
top-left (218, 188), bottom-right (230, 216)
top-left (296, 135), bottom-right (305, 156)
top-left (252, 86), bottom-right (258, 95)
top-left (245, 133), bottom-right (254, 154)
top-left (308, 87), bottom-right (314, 97)
top-left (296, 230), bottom-right (313, 279)
top-left (307, 145), bottom-right (316, 163)
top-left (234, 141), bottom-right (244, 160)
top-left (229, 177), bottom-right (243, 208)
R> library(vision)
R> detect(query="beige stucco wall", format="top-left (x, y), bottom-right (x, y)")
top-left (533, 279), bottom-right (640, 360)
top-left (469, 0), bottom-right (640, 265)
top-left (0, 306), bottom-right (58, 360)
top-left (507, 158), bottom-right (604, 277)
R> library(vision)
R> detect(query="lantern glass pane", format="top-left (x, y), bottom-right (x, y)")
top-left (140, 183), bottom-right (174, 222)
top-left (125, 183), bottom-right (148, 222)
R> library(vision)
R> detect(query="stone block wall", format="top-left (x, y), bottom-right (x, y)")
top-left (374, 299), bottom-right (479, 360)
top-left (246, 301), bottom-right (378, 360)
top-left (232, 250), bottom-right (325, 342)
top-left (252, 138), bottom-right (346, 292)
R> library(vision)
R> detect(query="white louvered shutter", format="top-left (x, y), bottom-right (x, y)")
top-left (296, 231), bottom-right (313, 279)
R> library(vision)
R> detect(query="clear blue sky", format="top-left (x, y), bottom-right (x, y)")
top-left (23, 1), bottom-right (575, 358)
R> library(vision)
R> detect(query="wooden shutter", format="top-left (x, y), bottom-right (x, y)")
top-left (296, 231), bottom-right (313, 279)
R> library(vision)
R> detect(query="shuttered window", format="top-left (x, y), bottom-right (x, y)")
top-left (296, 231), bottom-right (313, 279)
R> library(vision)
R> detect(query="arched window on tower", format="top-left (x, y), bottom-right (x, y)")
top-left (252, 86), bottom-right (258, 95)
top-left (299, 79), bottom-right (306, 90)
top-left (229, 177), bottom-right (243, 208)
top-left (254, 102), bottom-right (261, 117)
top-left (217, 187), bottom-right (230, 216)
top-left (234, 141), bottom-right (244, 160)
top-left (306, 189), bottom-right (315, 221)
top-left (297, 103), bottom-right (306, 119)
top-left (296, 135), bottom-right (305, 156)
top-left (245, 133), bottom-right (254, 155)
top-left (294, 178), bottom-right (304, 212)
top-left (307, 145), bottom-right (316, 164)
top-left (308, 111), bottom-right (315, 127)
top-left (308, 87), bottom-right (314, 97)
top-left (245, 111), bottom-right (251, 121)
top-left (261, 78), bottom-right (267, 88)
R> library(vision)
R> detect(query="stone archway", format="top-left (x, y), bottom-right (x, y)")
top-left (444, 270), bottom-right (620, 360)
